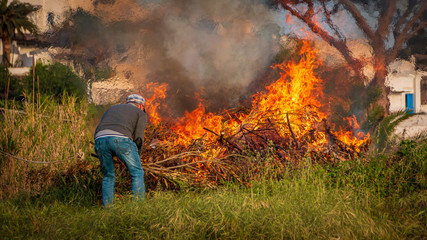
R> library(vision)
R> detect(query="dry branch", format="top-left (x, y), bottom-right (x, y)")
top-left (92, 106), bottom-right (369, 189)
top-left (286, 113), bottom-right (300, 149)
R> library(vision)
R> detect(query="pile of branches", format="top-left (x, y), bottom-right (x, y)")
top-left (139, 108), bottom-right (370, 190)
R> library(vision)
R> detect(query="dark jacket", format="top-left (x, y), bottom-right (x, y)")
top-left (95, 104), bottom-right (148, 154)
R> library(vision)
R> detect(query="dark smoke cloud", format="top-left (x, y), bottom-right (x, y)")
top-left (137, 0), bottom-right (282, 115)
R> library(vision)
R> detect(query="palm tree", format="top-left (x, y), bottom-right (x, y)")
top-left (1, 0), bottom-right (38, 107)
top-left (1, 0), bottom-right (38, 67)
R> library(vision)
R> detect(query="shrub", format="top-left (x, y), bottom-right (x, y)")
top-left (323, 137), bottom-right (426, 198)
top-left (370, 110), bottom-right (413, 153)
top-left (0, 65), bottom-right (22, 102)
top-left (94, 67), bottom-right (115, 81)
top-left (23, 62), bottom-right (87, 101)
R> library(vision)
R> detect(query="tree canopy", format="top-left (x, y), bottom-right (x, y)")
top-left (273, 0), bottom-right (426, 118)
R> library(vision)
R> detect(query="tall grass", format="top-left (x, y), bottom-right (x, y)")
top-left (1, 161), bottom-right (425, 239)
top-left (0, 140), bottom-right (425, 239)
top-left (0, 94), bottom-right (92, 199)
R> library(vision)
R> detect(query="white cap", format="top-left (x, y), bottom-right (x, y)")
top-left (126, 94), bottom-right (146, 106)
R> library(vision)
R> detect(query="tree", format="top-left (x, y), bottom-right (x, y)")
top-left (0, 0), bottom-right (38, 105)
top-left (274, 0), bottom-right (426, 119)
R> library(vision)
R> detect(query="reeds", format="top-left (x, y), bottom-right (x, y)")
top-left (0, 94), bottom-right (90, 199)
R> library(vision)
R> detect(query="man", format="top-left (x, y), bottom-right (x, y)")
top-left (94, 94), bottom-right (148, 206)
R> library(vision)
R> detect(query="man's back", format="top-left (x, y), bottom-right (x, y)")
top-left (95, 104), bottom-right (147, 142)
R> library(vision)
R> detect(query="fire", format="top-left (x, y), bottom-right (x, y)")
top-left (335, 116), bottom-right (370, 152)
top-left (250, 42), bottom-right (325, 137)
top-left (144, 41), bottom-right (368, 159)
top-left (144, 82), bottom-right (168, 126)
top-left (171, 102), bottom-right (223, 147)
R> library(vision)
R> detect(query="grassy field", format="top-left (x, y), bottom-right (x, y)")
top-left (1, 161), bottom-right (425, 239)
top-left (0, 96), bottom-right (426, 239)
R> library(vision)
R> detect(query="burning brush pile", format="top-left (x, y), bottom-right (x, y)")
top-left (136, 42), bottom-right (370, 189)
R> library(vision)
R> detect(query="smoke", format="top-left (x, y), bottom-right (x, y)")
top-left (58, 0), bottom-right (282, 116)
top-left (117, 0), bottom-right (281, 116)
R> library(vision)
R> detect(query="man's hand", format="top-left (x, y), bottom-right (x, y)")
top-left (134, 137), bottom-right (143, 150)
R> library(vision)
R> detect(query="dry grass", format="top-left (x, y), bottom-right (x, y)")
top-left (0, 94), bottom-right (90, 199)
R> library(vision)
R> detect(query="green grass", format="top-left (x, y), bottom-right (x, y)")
top-left (323, 140), bottom-right (426, 198)
top-left (1, 160), bottom-right (425, 239)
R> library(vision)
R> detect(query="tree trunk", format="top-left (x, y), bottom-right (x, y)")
top-left (2, 33), bottom-right (11, 68)
top-left (371, 50), bottom-right (390, 116)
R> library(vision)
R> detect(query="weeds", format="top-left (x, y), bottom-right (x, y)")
top-left (0, 94), bottom-right (92, 199)
top-left (323, 137), bottom-right (426, 198)
top-left (1, 164), bottom-right (424, 239)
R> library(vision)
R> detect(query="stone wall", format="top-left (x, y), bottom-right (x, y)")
top-left (88, 76), bottom-right (135, 105)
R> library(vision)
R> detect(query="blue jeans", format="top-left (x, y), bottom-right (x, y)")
top-left (95, 136), bottom-right (145, 206)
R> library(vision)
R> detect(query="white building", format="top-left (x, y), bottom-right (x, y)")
top-left (386, 58), bottom-right (427, 114)
top-left (0, 0), bottom-right (69, 71)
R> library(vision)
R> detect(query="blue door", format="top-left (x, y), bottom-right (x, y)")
top-left (405, 94), bottom-right (414, 113)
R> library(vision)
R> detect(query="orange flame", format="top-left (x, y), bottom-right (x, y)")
top-left (252, 42), bottom-right (325, 133)
top-left (172, 102), bottom-right (223, 147)
top-left (144, 41), bottom-right (368, 157)
top-left (144, 82), bottom-right (168, 125)
top-left (335, 115), bottom-right (370, 152)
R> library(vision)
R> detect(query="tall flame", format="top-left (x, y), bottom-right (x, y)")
top-left (249, 42), bottom-right (325, 140)
top-left (143, 41), bottom-right (368, 157)
top-left (144, 82), bottom-right (168, 126)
